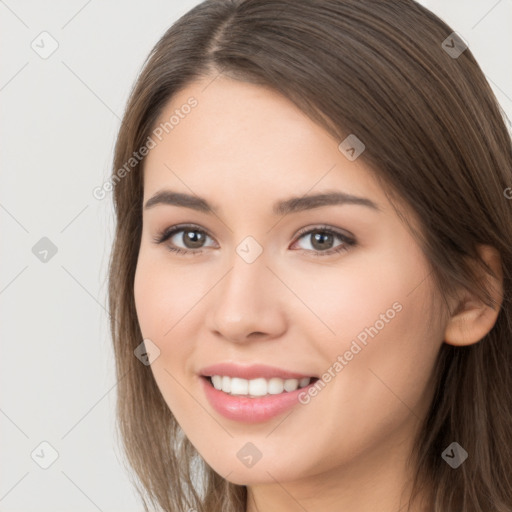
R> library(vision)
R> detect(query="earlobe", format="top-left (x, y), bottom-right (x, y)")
top-left (443, 245), bottom-right (503, 347)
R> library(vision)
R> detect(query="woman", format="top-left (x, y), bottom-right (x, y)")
top-left (108, 1), bottom-right (512, 510)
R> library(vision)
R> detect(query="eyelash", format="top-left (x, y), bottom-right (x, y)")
top-left (152, 223), bottom-right (356, 257)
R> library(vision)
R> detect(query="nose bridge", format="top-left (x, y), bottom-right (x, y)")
top-left (218, 246), bottom-right (268, 318)
top-left (208, 241), bottom-right (285, 341)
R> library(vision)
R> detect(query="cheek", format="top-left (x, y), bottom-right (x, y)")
top-left (275, 249), bottom-right (422, 345)
top-left (313, 267), bottom-right (442, 436)
top-left (291, 243), bottom-right (442, 418)
top-left (317, 292), bottom-right (442, 464)
top-left (277, 283), bottom-right (442, 478)
top-left (133, 253), bottom-right (209, 408)
top-left (134, 250), bottom-right (208, 339)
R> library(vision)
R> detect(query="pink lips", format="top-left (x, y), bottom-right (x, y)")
top-left (199, 362), bottom-right (318, 423)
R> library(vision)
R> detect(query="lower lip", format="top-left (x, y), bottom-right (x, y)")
top-left (200, 376), bottom-right (316, 423)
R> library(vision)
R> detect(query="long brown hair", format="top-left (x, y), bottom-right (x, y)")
top-left (107, 1), bottom-right (512, 510)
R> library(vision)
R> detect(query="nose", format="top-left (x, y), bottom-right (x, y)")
top-left (206, 251), bottom-right (288, 344)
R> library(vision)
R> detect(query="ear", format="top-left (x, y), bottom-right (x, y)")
top-left (444, 245), bottom-right (504, 347)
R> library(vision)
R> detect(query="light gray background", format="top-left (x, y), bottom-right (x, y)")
top-left (1, 1), bottom-right (511, 510)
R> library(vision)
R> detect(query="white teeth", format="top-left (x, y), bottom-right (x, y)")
top-left (221, 375), bottom-right (231, 393)
top-left (284, 378), bottom-right (299, 392)
top-left (208, 375), bottom-right (312, 397)
top-left (268, 377), bottom-right (284, 394)
top-left (248, 378), bottom-right (267, 397)
top-left (230, 377), bottom-right (248, 395)
top-left (299, 377), bottom-right (310, 388)
top-left (211, 375), bottom-right (222, 390)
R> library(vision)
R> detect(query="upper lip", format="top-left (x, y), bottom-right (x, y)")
top-left (199, 363), bottom-right (317, 380)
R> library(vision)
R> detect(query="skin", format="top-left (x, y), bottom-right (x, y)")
top-left (133, 74), bottom-right (503, 512)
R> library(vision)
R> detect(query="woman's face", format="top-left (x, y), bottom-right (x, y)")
top-left (134, 75), bottom-right (446, 488)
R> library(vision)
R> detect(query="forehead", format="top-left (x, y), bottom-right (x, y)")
top-left (142, 76), bottom-right (384, 210)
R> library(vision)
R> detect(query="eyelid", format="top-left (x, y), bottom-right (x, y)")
top-left (152, 223), bottom-right (215, 245)
top-left (293, 224), bottom-right (355, 243)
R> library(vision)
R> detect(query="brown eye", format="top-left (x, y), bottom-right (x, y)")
top-left (292, 226), bottom-right (356, 256)
top-left (176, 229), bottom-right (207, 249)
top-left (153, 224), bottom-right (216, 255)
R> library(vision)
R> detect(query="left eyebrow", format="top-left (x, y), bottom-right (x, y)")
top-left (273, 191), bottom-right (381, 215)
top-left (143, 189), bottom-right (381, 215)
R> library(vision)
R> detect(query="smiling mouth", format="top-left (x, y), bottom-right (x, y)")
top-left (202, 375), bottom-right (319, 398)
